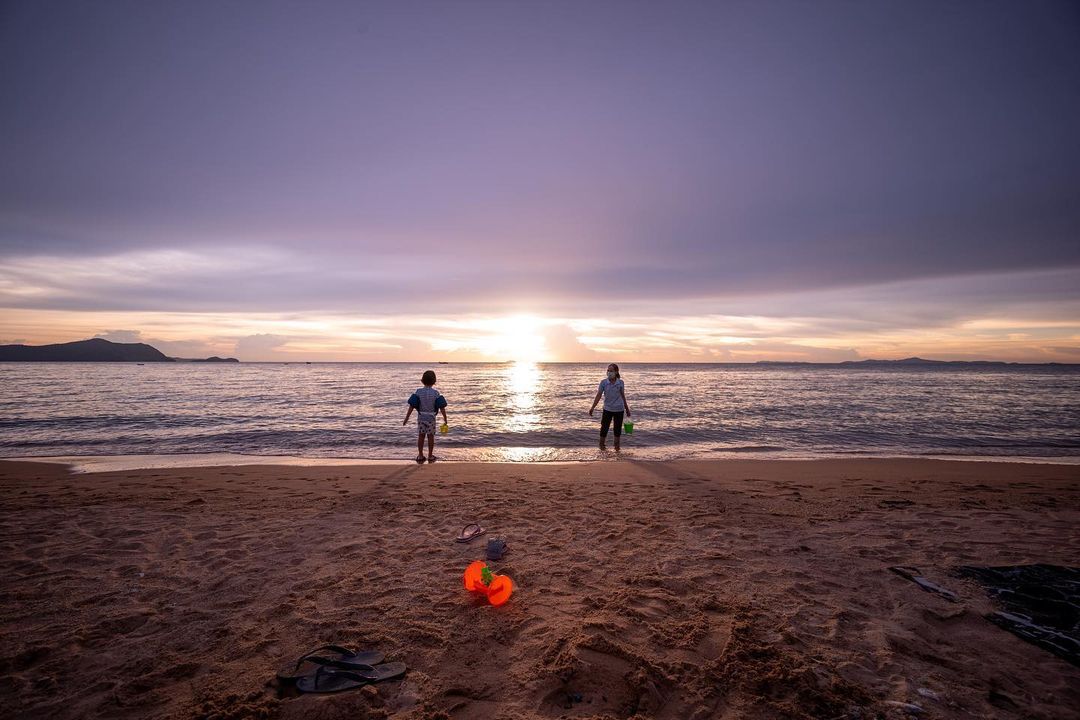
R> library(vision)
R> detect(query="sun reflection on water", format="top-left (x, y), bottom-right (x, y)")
top-left (502, 361), bottom-right (542, 433)
top-left (494, 446), bottom-right (561, 462)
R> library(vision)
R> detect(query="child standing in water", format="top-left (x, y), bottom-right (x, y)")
top-left (589, 363), bottom-right (631, 451)
top-left (404, 370), bottom-right (448, 463)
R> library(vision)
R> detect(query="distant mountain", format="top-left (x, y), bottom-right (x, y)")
top-left (841, 357), bottom-right (1009, 366)
top-left (174, 356), bottom-right (240, 363)
top-left (0, 338), bottom-right (238, 363)
top-left (845, 356), bottom-right (944, 364)
top-left (0, 338), bottom-right (172, 362)
top-left (755, 357), bottom-right (1063, 367)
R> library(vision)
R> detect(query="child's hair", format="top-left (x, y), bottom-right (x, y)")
top-left (607, 363), bottom-right (620, 380)
top-left (421, 370), bottom-right (437, 386)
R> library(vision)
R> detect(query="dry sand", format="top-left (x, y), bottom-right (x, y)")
top-left (1, 458), bottom-right (1078, 719)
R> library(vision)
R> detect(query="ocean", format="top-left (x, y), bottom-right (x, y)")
top-left (1, 362), bottom-right (1078, 462)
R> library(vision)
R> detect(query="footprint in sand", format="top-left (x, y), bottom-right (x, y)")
top-left (535, 634), bottom-right (672, 718)
top-left (625, 593), bottom-right (675, 621)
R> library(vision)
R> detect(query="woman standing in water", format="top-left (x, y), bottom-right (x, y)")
top-left (589, 363), bottom-right (632, 451)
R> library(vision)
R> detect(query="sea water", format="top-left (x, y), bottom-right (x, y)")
top-left (1, 362), bottom-right (1078, 462)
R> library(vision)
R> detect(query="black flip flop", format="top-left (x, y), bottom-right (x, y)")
top-left (415, 454), bottom-right (426, 464)
top-left (455, 523), bottom-right (486, 543)
top-left (295, 662), bottom-right (406, 694)
top-left (276, 644), bottom-right (384, 683)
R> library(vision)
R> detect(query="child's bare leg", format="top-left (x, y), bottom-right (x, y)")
top-left (416, 433), bottom-right (425, 462)
top-left (427, 433), bottom-right (435, 458)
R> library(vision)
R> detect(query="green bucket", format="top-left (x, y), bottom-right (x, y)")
top-left (623, 421), bottom-right (634, 435)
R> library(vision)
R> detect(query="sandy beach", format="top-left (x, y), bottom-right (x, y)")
top-left (1, 458), bottom-right (1078, 719)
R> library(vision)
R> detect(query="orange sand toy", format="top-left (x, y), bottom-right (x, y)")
top-left (463, 560), bottom-right (513, 606)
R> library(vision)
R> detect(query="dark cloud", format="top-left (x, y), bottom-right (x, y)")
top-left (5, 246), bottom-right (1080, 322)
top-left (0, 0), bottom-right (1078, 311)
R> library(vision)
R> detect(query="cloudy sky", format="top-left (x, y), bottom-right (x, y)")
top-left (2, 1), bottom-right (1078, 361)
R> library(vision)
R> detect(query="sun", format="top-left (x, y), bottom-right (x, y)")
top-left (485, 314), bottom-right (547, 362)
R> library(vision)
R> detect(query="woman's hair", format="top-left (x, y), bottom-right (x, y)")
top-left (607, 363), bottom-right (620, 380)
top-left (421, 370), bottom-right (437, 386)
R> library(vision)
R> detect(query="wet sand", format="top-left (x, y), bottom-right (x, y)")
top-left (1, 458), bottom-right (1078, 719)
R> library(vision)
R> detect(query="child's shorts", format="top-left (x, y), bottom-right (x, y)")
top-left (417, 414), bottom-right (437, 435)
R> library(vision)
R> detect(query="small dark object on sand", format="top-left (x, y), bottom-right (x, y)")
top-left (486, 537), bottom-right (508, 561)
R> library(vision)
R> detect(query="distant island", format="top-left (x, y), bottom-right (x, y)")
top-left (0, 338), bottom-right (239, 363)
top-left (173, 356), bottom-right (240, 363)
top-left (755, 356), bottom-right (1069, 367)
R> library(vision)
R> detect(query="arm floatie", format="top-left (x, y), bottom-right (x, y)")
top-left (408, 393), bottom-right (420, 409)
top-left (435, 396), bottom-right (447, 410)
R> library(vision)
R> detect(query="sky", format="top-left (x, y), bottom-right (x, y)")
top-left (1, 1), bottom-right (1079, 362)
